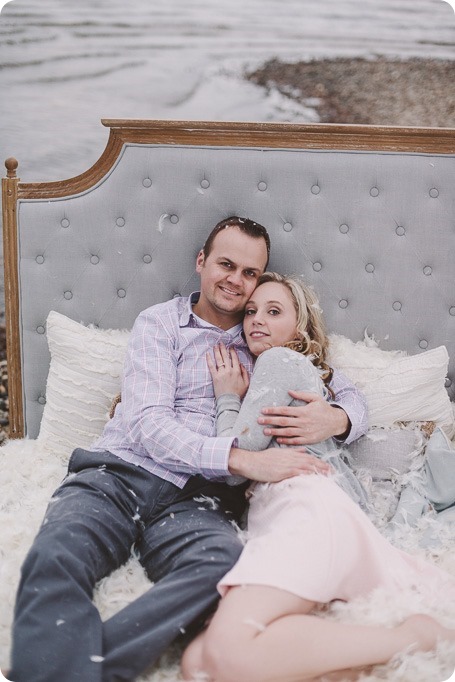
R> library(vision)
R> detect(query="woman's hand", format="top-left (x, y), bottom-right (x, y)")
top-left (207, 343), bottom-right (250, 399)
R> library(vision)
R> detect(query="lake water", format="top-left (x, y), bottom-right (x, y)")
top-left (1, 0), bottom-right (454, 182)
top-left (0, 0), bottom-right (454, 310)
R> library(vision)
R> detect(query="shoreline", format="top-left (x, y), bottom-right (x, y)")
top-left (245, 56), bottom-right (455, 127)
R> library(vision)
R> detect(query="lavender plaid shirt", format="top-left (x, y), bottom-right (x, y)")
top-left (92, 293), bottom-right (367, 488)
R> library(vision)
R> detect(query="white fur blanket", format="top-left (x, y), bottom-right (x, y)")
top-left (1, 438), bottom-right (454, 682)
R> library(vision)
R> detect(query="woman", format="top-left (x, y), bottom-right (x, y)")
top-left (182, 272), bottom-right (455, 682)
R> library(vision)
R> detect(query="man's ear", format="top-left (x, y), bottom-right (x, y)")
top-left (196, 249), bottom-right (205, 273)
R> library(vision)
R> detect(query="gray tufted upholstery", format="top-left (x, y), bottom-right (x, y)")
top-left (14, 142), bottom-right (455, 437)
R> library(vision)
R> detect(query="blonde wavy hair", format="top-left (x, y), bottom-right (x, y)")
top-left (256, 272), bottom-right (334, 391)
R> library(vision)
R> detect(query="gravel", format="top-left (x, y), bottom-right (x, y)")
top-left (246, 57), bottom-right (455, 127)
top-left (0, 324), bottom-right (8, 444)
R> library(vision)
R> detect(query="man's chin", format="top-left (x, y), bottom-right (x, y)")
top-left (215, 297), bottom-right (245, 315)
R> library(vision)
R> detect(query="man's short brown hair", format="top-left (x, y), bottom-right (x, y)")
top-left (202, 216), bottom-right (271, 267)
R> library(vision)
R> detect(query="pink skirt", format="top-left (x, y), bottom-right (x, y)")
top-left (218, 474), bottom-right (454, 603)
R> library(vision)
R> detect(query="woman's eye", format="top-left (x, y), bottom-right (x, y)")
top-left (269, 309), bottom-right (280, 315)
top-left (245, 309), bottom-right (255, 316)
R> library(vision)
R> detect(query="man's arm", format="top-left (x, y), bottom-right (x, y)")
top-left (257, 368), bottom-right (368, 446)
top-left (120, 308), bottom-right (235, 479)
top-left (228, 446), bottom-right (330, 482)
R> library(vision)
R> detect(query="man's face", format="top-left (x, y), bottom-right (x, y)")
top-left (195, 226), bottom-right (268, 329)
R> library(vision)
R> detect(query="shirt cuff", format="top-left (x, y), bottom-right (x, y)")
top-left (199, 436), bottom-right (236, 478)
top-left (331, 402), bottom-right (355, 445)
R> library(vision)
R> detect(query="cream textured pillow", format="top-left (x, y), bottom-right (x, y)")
top-left (328, 334), bottom-right (453, 431)
top-left (37, 311), bottom-right (130, 455)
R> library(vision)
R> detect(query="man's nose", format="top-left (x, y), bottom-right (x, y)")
top-left (226, 269), bottom-right (243, 286)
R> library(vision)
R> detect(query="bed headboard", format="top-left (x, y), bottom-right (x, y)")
top-left (2, 120), bottom-right (455, 439)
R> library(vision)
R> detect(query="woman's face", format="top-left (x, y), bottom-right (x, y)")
top-left (243, 281), bottom-right (299, 356)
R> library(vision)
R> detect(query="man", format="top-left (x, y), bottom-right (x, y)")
top-left (10, 217), bottom-right (366, 682)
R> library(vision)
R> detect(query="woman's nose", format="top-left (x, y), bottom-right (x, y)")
top-left (252, 313), bottom-right (264, 325)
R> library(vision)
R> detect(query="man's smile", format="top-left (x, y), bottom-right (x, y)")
top-left (219, 285), bottom-right (241, 297)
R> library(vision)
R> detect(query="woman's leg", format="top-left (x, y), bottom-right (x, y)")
top-left (182, 585), bottom-right (455, 682)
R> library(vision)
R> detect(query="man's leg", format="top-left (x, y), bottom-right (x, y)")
top-left (101, 478), bottom-right (246, 681)
top-left (9, 449), bottom-right (148, 682)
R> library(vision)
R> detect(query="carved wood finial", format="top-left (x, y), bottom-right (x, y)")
top-left (5, 157), bottom-right (18, 179)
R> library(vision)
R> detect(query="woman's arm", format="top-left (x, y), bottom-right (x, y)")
top-left (213, 346), bottom-right (325, 451)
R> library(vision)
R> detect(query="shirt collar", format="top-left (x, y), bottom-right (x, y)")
top-left (179, 292), bottom-right (244, 338)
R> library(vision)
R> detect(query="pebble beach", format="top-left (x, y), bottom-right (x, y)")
top-left (246, 56), bottom-right (455, 127)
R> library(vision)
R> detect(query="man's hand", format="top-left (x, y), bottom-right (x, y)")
top-left (258, 390), bottom-right (350, 445)
top-left (228, 446), bottom-right (331, 483)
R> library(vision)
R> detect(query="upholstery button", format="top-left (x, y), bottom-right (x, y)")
top-left (311, 184), bottom-right (320, 195)
top-left (370, 187), bottom-right (379, 197)
top-left (419, 340), bottom-right (428, 349)
top-left (35, 255), bottom-right (45, 264)
top-left (90, 255), bottom-right (100, 265)
top-left (200, 179), bottom-right (210, 189)
top-left (117, 289), bottom-right (126, 298)
top-left (116, 218), bottom-right (125, 227)
top-left (38, 395), bottom-right (46, 405)
top-left (61, 218), bottom-right (70, 228)
top-left (396, 226), bottom-right (406, 236)
top-left (365, 263), bottom-right (375, 273)
top-left (339, 299), bottom-right (348, 309)
top-left (392, 301), bottom-right (402, 311)
top-left (423, 266), bottom-right (432, 276)
top-left (339, 224), bottom-right (349, 234)
top-left (283, 222), bottom-right (293, 232)
top-left (429, 188), bottom-right (439, 198)
top-left (258, 181), bottom-right (267, 191)
top-left (450, 307), bottom-right (455, 316)
top-left (445, 377), bottom-right (453, 388)
top-left (143, 254), bottom-right (152, 263)
top-left (170, 215), bottom-right (179, 224)
top-left (142, 178), bottom-right (152, 188)
top-left (313, 262), bottom-right (322, 272)
top-left (64, 291), bottom-right (73, 300)
top-left (36, 325), bottom-right (45, 334)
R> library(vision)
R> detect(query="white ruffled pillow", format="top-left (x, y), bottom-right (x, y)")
top-left (328, 334), bottom-right (453, 432)
top-left (37, 313), bottom-right (453, 457)
top-left (37, 311), bottom-right (130, 455)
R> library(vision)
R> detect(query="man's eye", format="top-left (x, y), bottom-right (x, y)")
top-left (244, 271), bottom-right (257, 278)
top-left (221, 262), bottom-right (232, 268)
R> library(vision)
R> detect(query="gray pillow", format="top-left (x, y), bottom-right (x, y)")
top-left (346, 426), bottom-right (424, 481)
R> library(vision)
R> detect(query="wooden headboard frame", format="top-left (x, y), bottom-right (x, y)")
top-left (3, 120), bottom-right (455, 439)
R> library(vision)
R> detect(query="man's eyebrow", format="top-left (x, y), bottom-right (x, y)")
top-left (218, 257), bottom-right (262, 273)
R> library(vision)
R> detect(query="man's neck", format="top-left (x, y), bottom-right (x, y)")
top-left (192, 299), bottom-right (242, 331)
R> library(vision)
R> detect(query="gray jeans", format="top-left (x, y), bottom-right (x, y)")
top-left (10, 448), bottom-right (246, 682)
